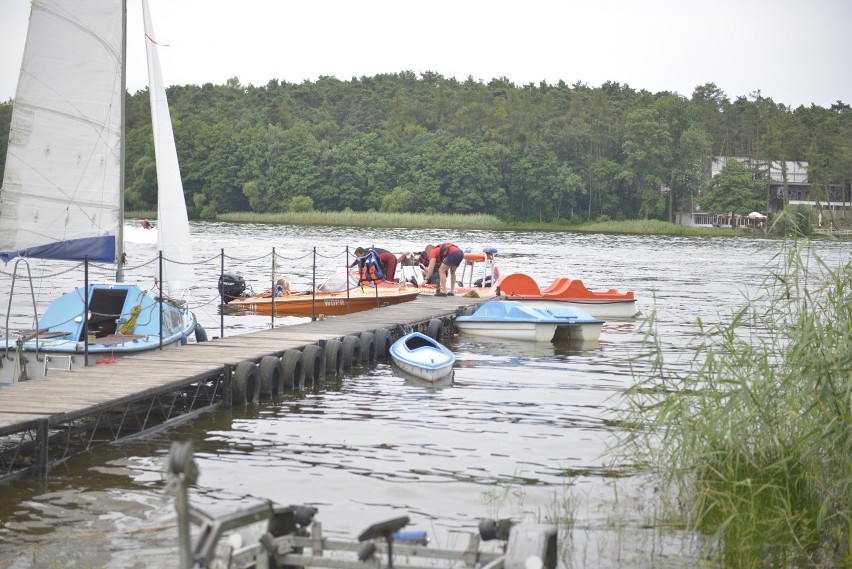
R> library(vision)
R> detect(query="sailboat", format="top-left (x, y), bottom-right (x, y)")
top-left (0, 0), bottom-right (204, 384)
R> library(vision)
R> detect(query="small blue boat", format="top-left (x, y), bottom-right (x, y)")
top-left (389, 331), bottom-right (455, 382)
top-left (454, 300), bottom-right (604, 343)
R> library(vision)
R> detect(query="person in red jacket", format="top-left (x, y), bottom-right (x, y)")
top-left (422, 242), bottom-right (463, 296)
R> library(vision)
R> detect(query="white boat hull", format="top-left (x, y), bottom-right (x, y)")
top-left (455, 321), bottom-right (558, 342)
top-left (393, 358), bottom-right (454, 383)
top-left (454, 300), bottom-right (604, 343)
top-left (553, 322), bottom-right (604, 343)
top-left (513, 298), bottom-right (639, 320)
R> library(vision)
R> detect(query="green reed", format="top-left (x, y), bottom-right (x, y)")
top-left (125, 210), bottom-right (157, 220)
top-left (130, 208), bottom-right (763, 237)
top-left (566, 219), bottom-right (740, 236)
top-left (618, 241), bottom-right (852, 567)
top-left (214, 211), bottom-right (752, 236)
top-left (216, 210), bottom-right (506, 230)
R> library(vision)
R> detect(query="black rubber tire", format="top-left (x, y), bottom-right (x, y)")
top-left (281, 349), bottom-right (305, 390)
top-left (359, 331), bottom-right (377, 363)
top-left (302, 344), bottom-right (326, 387)
top-left (232, 360), bottom-right (259, 404)
top-left (426, 318), bottom-right (444, 341)
top-left (479, 519), bottom-right (498, 541)
top-left (324, 338), bottom-right (344, 376)
top-left (373, 327), bottom-right (391, 359)
top-left (341, 335), bottom-right (361, 370)
top-left (462, 304), bottom-right (478, 316)
top-left (258, 355), bottom-right (281, 397)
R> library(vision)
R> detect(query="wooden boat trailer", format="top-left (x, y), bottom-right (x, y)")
top-left (168, 442), bottom-right (557, 569)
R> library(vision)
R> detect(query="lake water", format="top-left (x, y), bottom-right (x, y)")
top-left (0, 223), bottom-right (848, 568)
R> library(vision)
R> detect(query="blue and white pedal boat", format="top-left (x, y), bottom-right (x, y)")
top-left (454, 300), bottom-right (604, 343)
top-left (389, 332), bottom-right (455, 382)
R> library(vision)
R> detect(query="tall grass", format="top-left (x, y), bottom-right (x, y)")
top-left (570, 219), bottom-right (741, 236)
top-left (216, 211), bottom-right (506, 230)
top-left (618, 241), bottom-right (852, 567)
top-left (213, 211), bottom-right (748, 237)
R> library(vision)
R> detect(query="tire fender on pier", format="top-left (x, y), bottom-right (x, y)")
top-left (324, 338), bottom-right (344, 376)
top-left (232, 360), bottom-right (259, 404)
top-left (359, 331), bottom-right (377, 363)
top-left (341, 335), bottom-right (361, 370)
top-left (373, 328), bottom-right (391, 358)
top-left (281, 349), bottom-right (305, 390)
top-left (258, 355), bottom-right (281, 396)
top-left (301, 344), bottom-right (326, 387)
top-left (426, 318), bottom-right (444, 341)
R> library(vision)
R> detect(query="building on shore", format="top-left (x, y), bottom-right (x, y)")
top-left (678, 157), bottom-right (851, 228)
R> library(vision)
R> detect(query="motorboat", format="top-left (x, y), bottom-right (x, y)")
top-left (497, 273), bottom-right (639, 319)
top-left (454, 300), bottom-right (603, 343)
top-left (228, 272), bottom-right (419, 317)
top-left (389, 331), bottom-right (455, 382)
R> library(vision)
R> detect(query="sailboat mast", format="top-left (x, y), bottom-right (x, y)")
top-left (116, 0), bottom-right (127, 283)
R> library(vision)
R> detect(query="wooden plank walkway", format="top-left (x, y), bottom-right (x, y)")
top-left (0, 295), bottom-right (484, 479)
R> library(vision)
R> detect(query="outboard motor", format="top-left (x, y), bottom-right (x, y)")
top-left (218, 273), bottom-right (247, 302)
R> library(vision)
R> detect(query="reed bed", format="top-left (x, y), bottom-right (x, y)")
top-left (212, 211), bottom-right (747, 236)
top-left (130, 209), bottom-right (754, 236)
top-left (618, 241), bottom-right (852, 567)
top-left (568, 219), bottom-right (740, 236)
top-left (216, 211), bottom-right (506, 230)
top-left (125, 210), bottom-right (156, 220)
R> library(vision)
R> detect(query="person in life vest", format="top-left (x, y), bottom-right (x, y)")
top-left (140, 218), bottom-right (151, 229)
top-left (422, 242), bottom-right (463, 296)
top-left (274, 278), bottom-right (290, 296)
top-left (352, 246), bottom-right (398, 282)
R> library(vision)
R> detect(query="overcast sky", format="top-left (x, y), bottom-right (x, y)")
top-left (1, 0), bottom-right (850, 109)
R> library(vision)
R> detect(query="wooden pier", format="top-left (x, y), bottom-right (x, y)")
top-left (0, 296), bottom-right (484, 482)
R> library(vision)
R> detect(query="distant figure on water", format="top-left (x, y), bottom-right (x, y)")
top-left (140, 219), bottom-right (151, 229)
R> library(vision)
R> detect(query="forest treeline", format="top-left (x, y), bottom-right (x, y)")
top-left (1, 73), bottom-right (850, 222)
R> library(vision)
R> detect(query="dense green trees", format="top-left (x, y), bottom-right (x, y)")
top-left (1, 75), bottom-right (848, 223)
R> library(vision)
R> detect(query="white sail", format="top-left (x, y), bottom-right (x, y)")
top-left (0, 0), bottom-right (124, 263)
top-left (142, 0), bottom-right (194, 296)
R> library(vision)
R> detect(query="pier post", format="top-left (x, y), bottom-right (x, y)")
top-left (223, 364), bottom-right (233, 407)
top-left (34, 419), bottom-right (49, 476)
